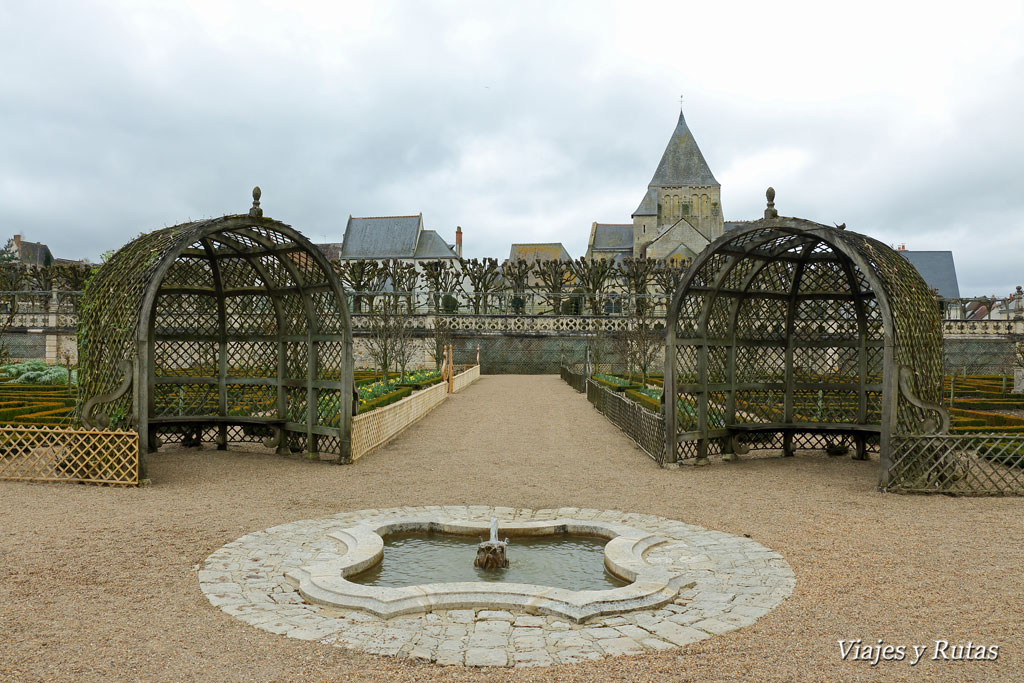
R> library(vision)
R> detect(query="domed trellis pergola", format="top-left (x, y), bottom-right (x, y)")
top-left (77, 189), bottom-right (353, 474)
top-left (664, 192), bottom-right (949, 486)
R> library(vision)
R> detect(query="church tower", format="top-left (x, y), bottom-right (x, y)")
top-left (632, 110), bottom-right (723, 260)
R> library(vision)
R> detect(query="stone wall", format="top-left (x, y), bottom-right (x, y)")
top-left (3, 311), bottom-right (1020, 377)
top-left (4, 329), bottom-right (77, 364)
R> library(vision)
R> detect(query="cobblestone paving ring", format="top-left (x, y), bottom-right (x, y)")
top-left (198, 506), bottom-right (795, 668)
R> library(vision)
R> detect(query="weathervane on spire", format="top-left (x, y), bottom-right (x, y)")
top-left (679, 94), bottom-right (684, 112)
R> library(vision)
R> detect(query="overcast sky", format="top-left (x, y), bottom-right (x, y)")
top-left (1, 0), bottom-right (1022, 295)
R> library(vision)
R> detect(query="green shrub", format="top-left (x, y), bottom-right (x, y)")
top-left (441, 294), bottom-right (459, 313)
top-left (0, 361), bottom-right (76, 385)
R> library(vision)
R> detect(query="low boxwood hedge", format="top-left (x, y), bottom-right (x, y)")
top-left (625, 389), bottom-right (661, 413)
top-left (397, 376), bottom-right (444, 390)
top-left (357, 386), bottom-right (413, 414)
top-left (951, 424), bottom-right (1024, 434)
top-left (592, 375), bottom-right (642, 393)
top-left (951, 408), bottom-right (1024, 426)
top-left (618, 373), bottom-right (664, 387)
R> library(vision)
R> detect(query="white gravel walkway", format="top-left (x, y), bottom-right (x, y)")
top-left (1, 375), bottom-right (1022, 681)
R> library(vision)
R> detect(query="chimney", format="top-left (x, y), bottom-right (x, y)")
top-left (455, 226), bottom-right (463, 258)
top-left (13, 234), bottom-right (21, 251)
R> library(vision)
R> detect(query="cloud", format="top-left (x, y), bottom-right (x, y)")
top-left (0, 0), bottom-right (1022, 295)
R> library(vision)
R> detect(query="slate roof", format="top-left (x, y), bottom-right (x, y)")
top-left (649, 111), bottom-right (719, 188)
top-left (591, 224), bottom-right (633, 251)
top-left (15, 240), bottom-right (53, 266)
top-left (649, 215), bottom-right (709, 246)
top-left (898, 250), bottom-right (960, 299)
top-left (340, 215), bottom-right (423, 258)
top-left (509, 243), bottom-right (571, 263)
top-left (632, 188), bottom-right (658, 217)
top-left (414, 230), bottom-right (458, 258)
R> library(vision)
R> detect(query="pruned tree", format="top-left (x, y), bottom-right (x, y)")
top-left (534, 259), bottom-right (573, 315)
top-left (54, 262), bottom-right (91, 291)
top-left (616, 301), bottom-right (663, 384)
top-left (23, 264), bottom-right (55, 310)
top-left (653, 259), bottom-right (686, 313)
top-left (428, 316), bottom-right (453, 370)
top-left (53, 262), bottom-right (92, 316)
top-left (589, 320), bottom-right (608, 375)
top-left (391, 301), bottom-right (415, 379)
top-left (460, 257), bottom-right (502, 314)
top-left (618, 257), bottom-right (657, 315)
top-left (381, 259), bottom-right (419, 314)
top-left (421, 260), bottom-right (462, 313)
top-left (633, 304), bottom-right (663, 384)
top-left (365, 291), bottom-right (414, 381)
top-left (0, 263), bottom-right (25, 364)
top-left (570, 257), bottom-right (616, 315)
top-left (332, 259), bottom-right (385, 314)
top-left (501, 259), bottom-right (533, 314)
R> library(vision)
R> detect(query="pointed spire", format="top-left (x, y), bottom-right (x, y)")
top-left (648, 110), bottom-right (719, 188)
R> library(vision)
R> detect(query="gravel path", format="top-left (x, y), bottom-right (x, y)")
top-left (2, 375), bottom-right (1022, 681)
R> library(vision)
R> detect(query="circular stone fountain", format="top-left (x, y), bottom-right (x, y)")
top-left (198, 507), bottom-right (794, 667)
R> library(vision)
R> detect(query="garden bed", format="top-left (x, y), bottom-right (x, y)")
top-left (356, 369), bottom-right (442, 414)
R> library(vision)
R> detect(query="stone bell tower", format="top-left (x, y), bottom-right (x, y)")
top-left (632, 110), bottom-right (723, 260)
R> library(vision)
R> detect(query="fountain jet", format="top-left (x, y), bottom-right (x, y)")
top-left (474, 517), bottom-right (509, 570)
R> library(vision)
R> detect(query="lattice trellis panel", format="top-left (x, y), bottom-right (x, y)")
top-left (0, 425), bottom-right (138, 485)
top-left (888, 435), bottom-right (1024, 495)
top-left (734, 389), bottom-right (785, 423)
top-left (225, 294), bottom-right (277, 335)
top-left (226, 341), bottom-right (276, 377)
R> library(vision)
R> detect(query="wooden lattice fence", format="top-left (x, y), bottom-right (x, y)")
top-left (451, 364), bottom-right (480, 393)
top-left (0, 425), bottom-right (139, 486)
top-left (584, 379), bottom-right (665, 463)
top-left (560, 365), bottom-right (586, 393)
top-left (887, 434), bottom-right (1024, 495)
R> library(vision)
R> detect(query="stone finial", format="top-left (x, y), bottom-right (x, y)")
top-left (250, 186), bottom-right (263, 217)
top-left (764, 187), bottom-right (778, 219)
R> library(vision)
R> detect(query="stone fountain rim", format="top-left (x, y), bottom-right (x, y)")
top-left (285, 514), bottom-right (694, 623)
